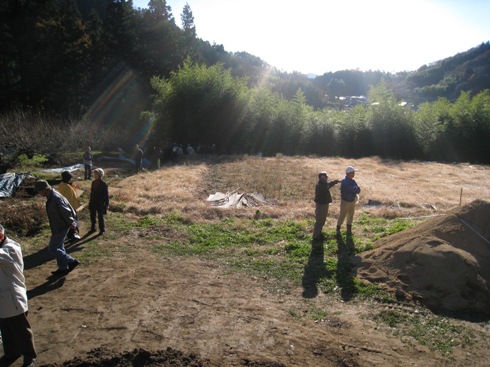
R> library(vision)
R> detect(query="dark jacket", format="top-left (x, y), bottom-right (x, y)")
top-left (314, 180), bottom-right (338, 205)
top-left (89, 179), bottom-right (109, 211)
top-left (46, 189), bottom-right (77, 234)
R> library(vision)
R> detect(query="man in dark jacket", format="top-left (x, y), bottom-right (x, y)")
top-left (35, 180), bottom-right (80, 276)
top-left (313, 172), bottom-right (340, 241)
top-left (89, 168), bottom-right (109, 235)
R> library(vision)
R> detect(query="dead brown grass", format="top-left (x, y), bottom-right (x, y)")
top-left (109, 155), bottom-right (490, 222)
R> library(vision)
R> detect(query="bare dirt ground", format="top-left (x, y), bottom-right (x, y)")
top-left (23, 244), bottom-right (471, 367)
top-left (3, 156), bottom-right (490, 366)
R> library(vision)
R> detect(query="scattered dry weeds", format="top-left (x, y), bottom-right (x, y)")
top-left (109, 155), bottom-right (490, 223)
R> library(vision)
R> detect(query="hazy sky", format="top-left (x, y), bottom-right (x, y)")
top-left (132, 0), bottom-right (490, 75)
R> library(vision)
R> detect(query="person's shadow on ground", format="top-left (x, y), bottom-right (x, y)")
top-left (24, 231), bottom-right (100, 299)
top-left (27, 275), bottom-right (66, 299)
top-left (301, 240), bottom-right (332, 298)
top-left (301, 235), bottom-right (359, 300)
top-left (24, 230), bottom-right (98, 270)
top-left (336, 234), bottom-right (358, 301)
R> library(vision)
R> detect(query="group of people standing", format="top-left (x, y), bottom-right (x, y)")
top-left (35, 147), bottom-right (109, 275)
top-left (313, 165), bottom-right (361, 241)
top-left (1, 155), bottom-right (358, 366)
top-left (0, 149), bottom-right (111, 366)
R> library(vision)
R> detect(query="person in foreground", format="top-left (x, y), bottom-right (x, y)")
top-left (336, 166), bottom-right (361, 236)
top-left (89, 168), bottom-right (109, 235)
top-left (313, 171), bottom-right (340, 241)
top-left (35, 180), bottom-right (80, 276)
top-left (0, 224), bottom-right (37, 367)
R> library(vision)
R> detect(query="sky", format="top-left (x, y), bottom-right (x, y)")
top-left (132, 0), bottom-right (490, 75)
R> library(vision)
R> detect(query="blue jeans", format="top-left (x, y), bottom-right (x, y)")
top-left (48, 228), bottom-right (75, 270)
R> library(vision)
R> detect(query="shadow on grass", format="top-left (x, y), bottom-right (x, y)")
top-left (301, 234), bottom-right (359, 300)
top-left (336, 234), bottom-right (358, 301)
top-left (301, 240), bottom-right (332, 298)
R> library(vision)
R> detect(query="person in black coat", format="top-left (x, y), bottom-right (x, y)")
top-left (89, 168), bottom-right (109, 235)
top-left (313, 171), bottom-right (340, 241)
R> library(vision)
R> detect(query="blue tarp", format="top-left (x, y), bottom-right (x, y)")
top-left (0, 173), bottom-right (35, 198)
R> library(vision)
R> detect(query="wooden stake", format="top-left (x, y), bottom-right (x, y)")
top-left (460, 188), bottom-right (463, 206)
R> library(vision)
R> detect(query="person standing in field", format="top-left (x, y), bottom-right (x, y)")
top-left (83, 146), bottom-right (93, 180)
top-left (134, 144), bottom-right (144, 173)
top-left (336, 166), bottom-right (361, 236)
top-left (0, 224), bottom-right (37, 367)
top-left (313, 171), bottom-right (340, 241)
top-left (35, 180), bottom-right (80, 276)
top-left (57, 171), bottom-right (81, 243)
top-left (89, 168), bottom-right (109, 235)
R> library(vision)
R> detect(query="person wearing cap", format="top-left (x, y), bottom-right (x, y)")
top-left (34, 180), bottom-right (80, 276)
top-left (336, 166), bottom-right (361, 236)
top-left (0, 224), bottom-right (37, 367)
top-left (58, 171), bottom-right (81, 243)
top-left (89, 168), bottom-right (109, 235)
top-left (313, 171), bottom-right (340, 241)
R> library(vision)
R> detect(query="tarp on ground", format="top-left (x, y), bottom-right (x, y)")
top-left (98, 155), bottom-right (151, 168)
top-left (0, 172), bottom-right (35, 198)
top-left (207, 191), bottom-right (267, 208)
top-left (38, 163), bottom-right (84, 174)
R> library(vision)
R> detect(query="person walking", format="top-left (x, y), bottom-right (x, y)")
top-left (336, 166), bottom-right (361, 236)
top-left (83, 146), bottom-right (93, 181)
top-left (35, 180), bottom-right (80, 276)
top-left (57, 171), bottom-right (81, 243)
top-left (89, 168), bottom-right (109, 235)
top-left (313, 171), bottom-right (340, 241)
top-left (0, 224), bottom-right (37, 367)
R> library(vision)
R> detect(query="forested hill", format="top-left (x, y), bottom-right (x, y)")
top-left (1, 0), bottom-right (488, 117)
top-left (1, 1), bottom-right (489, 164)
top-left (314, 42), bottom-right (490, 105)
top-left (406, 42), bottom-right (490, 102)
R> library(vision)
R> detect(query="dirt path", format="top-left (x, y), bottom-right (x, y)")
top-left (16, 236), bottom-right (462, 367)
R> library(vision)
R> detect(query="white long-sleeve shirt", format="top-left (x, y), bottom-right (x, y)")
top-left (0, 236), bottom-right (28, 318)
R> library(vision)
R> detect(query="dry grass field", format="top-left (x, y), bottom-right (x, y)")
top-left (110, 155), bottom-right (490, 222)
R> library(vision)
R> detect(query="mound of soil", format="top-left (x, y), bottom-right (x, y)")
top-left (356, 200), bottom-right (490, 317)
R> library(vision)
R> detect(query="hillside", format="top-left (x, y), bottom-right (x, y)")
top-left (406, 42), bottom-right (490, 102)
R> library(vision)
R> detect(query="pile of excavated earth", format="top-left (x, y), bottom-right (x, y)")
top-left (356, 199), bottom-right (490, 318)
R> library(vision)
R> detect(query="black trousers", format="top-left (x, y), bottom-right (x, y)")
top-left (0, 312), bottom-right (37, 359)
top-left (90, 207), bottom-right (105, 232)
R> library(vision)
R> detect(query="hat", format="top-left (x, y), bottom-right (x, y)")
top-left (318, 171), bottom-right (328, 178)
top-left (93, 168), bottom-right (105, 177)
top-left (61, 171), bottom-right (73, 182)
top-left (34, 180), bottom-right (51, 191)
top-left (345, 166), bottom-right (358, 174)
